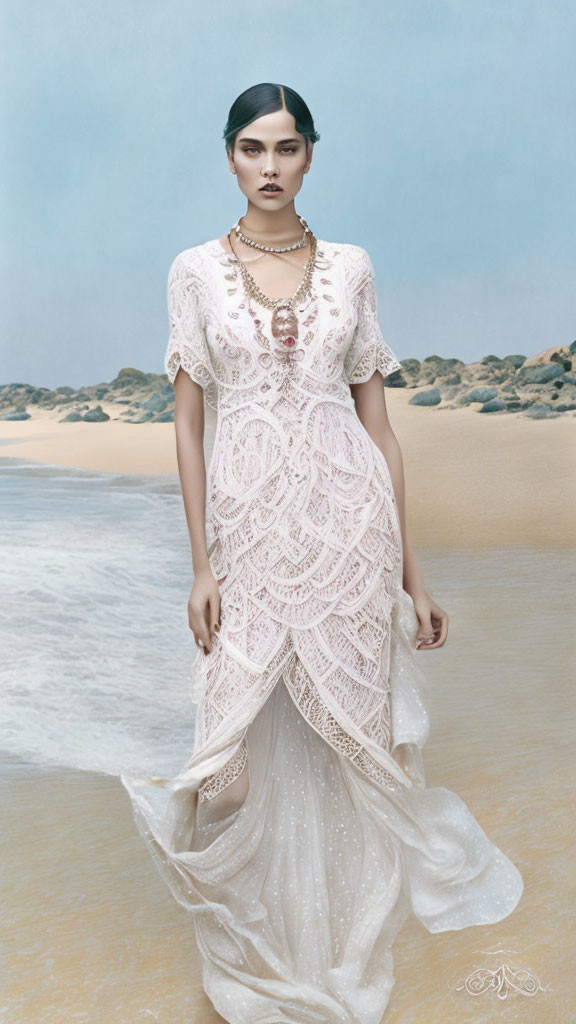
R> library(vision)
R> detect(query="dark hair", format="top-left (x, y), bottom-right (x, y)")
top-left (223, 82), bottom-right (320, 154)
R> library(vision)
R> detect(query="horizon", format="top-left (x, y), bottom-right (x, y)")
top-left (1, 0), bottom-right (574, 390)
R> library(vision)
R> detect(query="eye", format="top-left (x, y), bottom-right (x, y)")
top-left (241, 146), bottom-right (298, 155)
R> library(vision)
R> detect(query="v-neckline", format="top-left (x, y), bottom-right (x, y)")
top-left (206, 237), bottom-right (323, 306)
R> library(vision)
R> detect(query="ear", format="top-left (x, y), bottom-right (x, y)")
top-left (227, 147), bottom-right (237, 175)
top-left (303, 142), bottom-right (314, 174)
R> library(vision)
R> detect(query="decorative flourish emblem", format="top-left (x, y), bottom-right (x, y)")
top-left (455, 949), bottom-right (553, 1002)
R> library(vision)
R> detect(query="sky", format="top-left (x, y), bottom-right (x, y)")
top-left (1, 0), bottom-right (574, 388)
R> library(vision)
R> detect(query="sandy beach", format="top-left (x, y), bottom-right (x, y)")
top-left (1, 391), bottom-right (575, 549)
top-left (2, 396), bottom-right (575, 1023)
top-left (3, 546), bottom-right (573, 1023)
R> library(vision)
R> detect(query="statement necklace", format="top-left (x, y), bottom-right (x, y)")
top-left (228, 227), bottom-right (318, 359)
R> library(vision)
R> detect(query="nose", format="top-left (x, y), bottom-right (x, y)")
top-left (261, 154), bottom-right (279, 177)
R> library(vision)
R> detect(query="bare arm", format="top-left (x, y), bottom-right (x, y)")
top-left (172, 368), bottom-right (220, 653)
top-left (173, 368), bottom-right (210, 572)
top-left (350, 371), bottom-right (449, 649)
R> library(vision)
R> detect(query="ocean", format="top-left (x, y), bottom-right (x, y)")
top-left (0, 456), bottom-right (201, 779)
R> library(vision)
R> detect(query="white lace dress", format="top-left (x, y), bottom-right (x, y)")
top-left (121, 238), bottom-right (523, 1023)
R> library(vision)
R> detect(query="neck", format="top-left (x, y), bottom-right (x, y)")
top-left (240, 201), bottom-right (304, 244)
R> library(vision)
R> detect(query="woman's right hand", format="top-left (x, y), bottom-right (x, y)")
top-left (188, 567), bottom-right (223, 656)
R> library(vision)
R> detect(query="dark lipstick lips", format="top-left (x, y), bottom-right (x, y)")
top-left (260, 185), bottom-right (283, 191)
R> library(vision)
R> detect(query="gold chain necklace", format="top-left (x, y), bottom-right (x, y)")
top-left (228, 229), bottom-right (318, 356)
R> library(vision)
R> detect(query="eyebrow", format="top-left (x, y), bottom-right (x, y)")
top-left (237, 137), bottom-right (301, 145)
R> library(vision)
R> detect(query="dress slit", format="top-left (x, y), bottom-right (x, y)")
top-left (195, 635), bottom-right (404, 815)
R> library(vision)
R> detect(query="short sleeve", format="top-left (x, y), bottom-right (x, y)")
top-left (164, 252), bottom-right (218, 408)
top-left (344, 248), bottom-right (403, 385)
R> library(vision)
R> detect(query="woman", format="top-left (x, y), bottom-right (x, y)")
top-left (121, 83), bottom-right (523, 1023)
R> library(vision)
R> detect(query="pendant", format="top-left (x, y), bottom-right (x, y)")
top-left (270, 301), bottom-right (299, 350)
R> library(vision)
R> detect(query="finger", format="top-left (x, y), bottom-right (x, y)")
top-left (208, 591), bottom-right (221, 639)
top-left (196, 598), bottom-right (221, 657)
top-left (216, 575), bottom-right (227, 627)
top-left (190, 613), bottom-right (213, 654)
top-left (426, 611), bottom-right (448, 647)
top-left (188, 612), bottom-right (206, 638)
top-left (199, 626), bottom-right (213, 655)
top-left (197, 598), bottom-right (214, 654)
top-left (416, 636), bottom-right (438, 649)
top-left (216, 578), bottom-right (227, 627)
top-left (437, 612), bottom-right (449, 645)
top-left (417, 614), bottom-right (448, 649)
top-left (415, 616), bottom-right (434, 648)
top-left (417, 635), bottom-right (441, 649)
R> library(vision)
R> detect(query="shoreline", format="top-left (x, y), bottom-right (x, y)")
top-left (1, 392), bottom-right (574, 549)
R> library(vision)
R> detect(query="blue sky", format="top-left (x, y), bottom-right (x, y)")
top-left (1, 0), bottom-right (574, 388)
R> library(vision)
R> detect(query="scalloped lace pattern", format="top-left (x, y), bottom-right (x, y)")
top-left (164, 240), bottom-right (408, 802)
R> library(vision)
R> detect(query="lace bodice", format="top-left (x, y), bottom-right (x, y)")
top-left (164, 238), bottom-right (402, 412)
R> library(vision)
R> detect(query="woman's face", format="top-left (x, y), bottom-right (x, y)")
top-left (228, 108), bottom-right (313, 212)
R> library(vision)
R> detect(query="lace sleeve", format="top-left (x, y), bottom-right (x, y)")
top-left (344, 248), bottom-right (402, 385)
top-left (164, 252), bottom-right (217, 403)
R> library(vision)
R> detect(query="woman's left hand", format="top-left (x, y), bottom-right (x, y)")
top-left (410, 590), bottom-right (449, 650)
